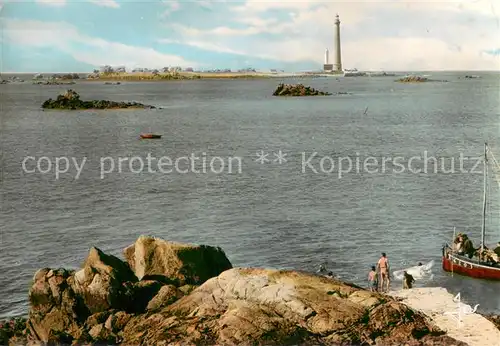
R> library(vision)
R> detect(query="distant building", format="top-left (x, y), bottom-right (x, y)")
top-left (184, 67), bottom-right (194, 72)
top-left (100, 65), bottom-right (114, 73)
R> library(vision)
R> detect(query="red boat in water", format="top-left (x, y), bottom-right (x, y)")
top-left (442, 246), bottom-right (500, 280)
top-left (140, 133), bottom-right (162, 139)
top-left (442, 143), bottom-right (500, 281)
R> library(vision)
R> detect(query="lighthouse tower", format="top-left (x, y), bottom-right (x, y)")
top-left (323, 48), bottom-right (333, 71)
top-left (333, 14), bottom-right (343, 73)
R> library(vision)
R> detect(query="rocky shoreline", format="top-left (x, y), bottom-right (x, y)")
top-left (390, 288), bottom-right (500, 346)
top-left (41, 90), bottom-right (158, 110)
top-left (2, 235), bottom-right (498, 345)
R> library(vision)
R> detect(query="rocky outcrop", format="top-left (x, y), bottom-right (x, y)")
top-left (71, 247), bottom-right (138, 313)
top-left (33, 80), bottom-right (76, 85)
top-left (397, 76), bottom-right (448, 83)
top-left (121, 268), bottom-right (463, 345)
top-left (0, 77), bottom-right (25, 84)
top-left (26, 247), bottom-right (140, 343)
top-left (41, 89), bottom-right (158, 110)
top-left (6, 236), bottom-right (470, 345)
top-left (123, 235), bottom-right (233, 285)
top-left (273, 83), bottom-right (331, 96)
top-left (0, 317), bottom-right (27, 345)
top-left (397, 76), bottom-right (429, 83)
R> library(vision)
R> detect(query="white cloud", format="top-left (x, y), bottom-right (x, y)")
top-left (195, 0), bottom-right (212, 9)
top-left (158, 37), bottom-right (272, 59)
top-left (34, 0), bottom-right (66, 7)
top-left (11, 0), bottom-right (121, 7)
top-left (162, 0), bottom-right (180, 16)
top-left (162, 0), bottom-right (500, 70)
top-left (3, 19), bottom-right (197, 70)
top-left (88, 0), bottom-right (119, 8)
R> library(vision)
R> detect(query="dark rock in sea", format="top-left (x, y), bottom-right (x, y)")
top-left (33, 80), bottom-right (76, 85)
top-left (397, 76), bottom-right (448, 83)
top-left (335, 91), bottom-right (352, 95)
top-left (5, 235), bottom-right (469, 346)
top-left (41, 89), bottom-right (157, 110)
top-left (397, 76), bottom-right (429, 83)
top-left (273, 83), bottom-right (331, 96)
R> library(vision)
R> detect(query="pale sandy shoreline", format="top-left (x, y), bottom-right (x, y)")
top-left (389, 287), bottom-right (500, 346)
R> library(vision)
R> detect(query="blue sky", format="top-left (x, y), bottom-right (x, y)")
top-left (1, 0), bottom-right (499, 72)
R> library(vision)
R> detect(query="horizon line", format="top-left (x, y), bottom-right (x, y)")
top-left (2, 70), bottom-right (500, 74)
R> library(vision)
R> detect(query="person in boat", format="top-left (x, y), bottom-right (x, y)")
top-left (479, 248), bottom-right (500, 265)
top-left (377, 253), bottom-right (390, 292)
top-left (368, 266), bottom-right (378, 292)
top-left (456, 234), bottom-right (475, 259)
top-left (403, 271), bottom-right (415, 289)
top-left (494, 242), bottom-right (500, 258)
top-left (454, 233), bottom-right (464, 254)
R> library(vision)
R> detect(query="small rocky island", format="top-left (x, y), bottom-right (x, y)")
top-left (41, 90), bottom-right (157, 110)
top-left (396, 76), bottom-right (448, 83)
top-left (273, 83), bottom-right (332, 96)
top-left (0, 235), bottom-right (472, 345)
top-left (397, 76), bottom-right (429, 83)
top-left (33, 80), bottom-right (76, 85)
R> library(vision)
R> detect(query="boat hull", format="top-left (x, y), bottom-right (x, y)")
top-left (140, 134), bottom-right (162, 139)
top-left (442, 245), bottom-right (500, 280)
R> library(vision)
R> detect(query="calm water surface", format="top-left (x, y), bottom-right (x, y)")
top-left (1, 72), bottom-right (500, 318)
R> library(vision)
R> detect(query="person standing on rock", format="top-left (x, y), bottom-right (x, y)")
top-left (368, 266), bottom-right (378, 292)
top-left (377, 253), bottom-right (390, 292)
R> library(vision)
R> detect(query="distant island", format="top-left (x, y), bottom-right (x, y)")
top-left (85, 65), bottom-right (290, 81)
top-left (42, 90), bottom-right (158, 110)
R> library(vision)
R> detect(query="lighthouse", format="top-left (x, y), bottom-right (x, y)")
top-left (333, 14), bottom-right (343, 73)
top-left (323, 14), bottom-right (342, 73)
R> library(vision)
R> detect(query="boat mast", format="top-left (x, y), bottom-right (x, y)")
top-left (481, 142), bottom-right (488, 254)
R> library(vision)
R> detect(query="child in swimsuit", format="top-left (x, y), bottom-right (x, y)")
top-left (368, 266), bottom-right (378, 292)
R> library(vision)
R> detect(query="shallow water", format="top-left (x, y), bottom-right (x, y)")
top-left (1, 72), bottom-right (500, 318)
